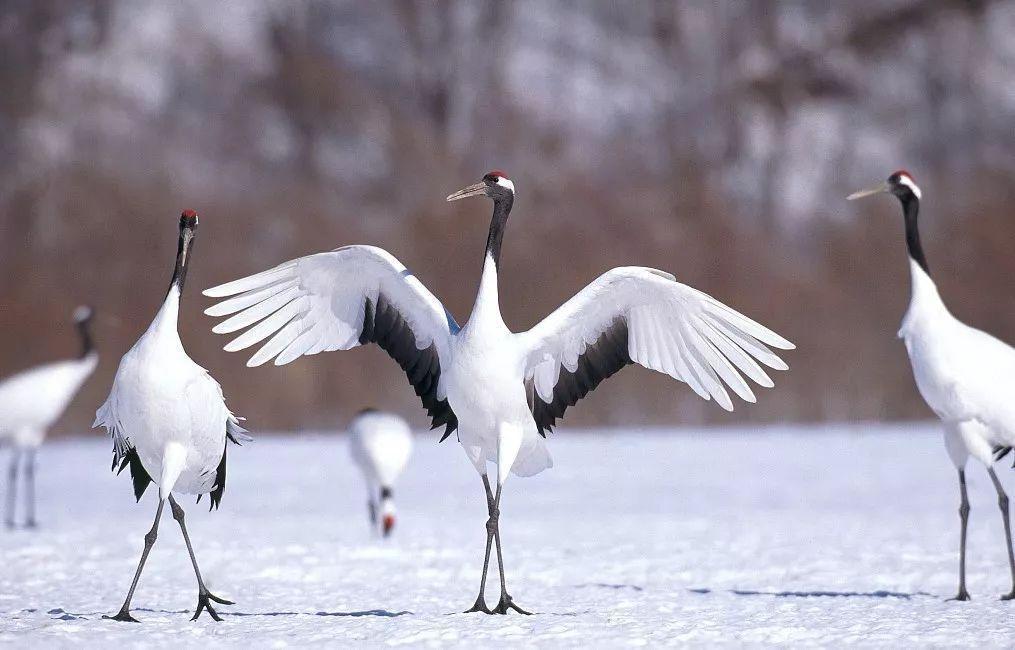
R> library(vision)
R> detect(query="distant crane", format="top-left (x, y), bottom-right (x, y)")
top-left (95, 210), bottom-right (250, 622)
top-left (0, 305), bottom-right (98, 528)
top-left (204, 170), bottom-right (793, 614)
top-left (349, 409), bottom-right (413, 537)
top-left (850, 171), bottom-right (1015, 601)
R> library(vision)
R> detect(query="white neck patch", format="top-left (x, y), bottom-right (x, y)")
top-left (898, 175), bottom-right (921, 199)
top-left (494, 176), bottom-right (515, 193)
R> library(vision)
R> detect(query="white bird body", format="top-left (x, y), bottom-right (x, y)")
top-left (900, 260), bottom-right (1015, 464)
top-left (0, 353), bottom-right (97, 447)
top-left (205, 171), bottom-right (793, 611)
top-left (448, 260), bottom-right (550, 482)
top-left (96, 288), bottom-right (238, 496)
top-left (349, 410), bottom-right (413, 488)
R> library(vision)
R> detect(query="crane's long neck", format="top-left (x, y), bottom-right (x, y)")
top-left (472, 195), bottom-right (513, 324)
top-left (154, 224), bottom-right (195, 336)
top-left (169, 225), bottom-right (196, 297)
top-left (76, 319), bottom-right (94, 359)
top-left (902, 195), bottom-right (929, 275)
top-left (485, 193), bottom-right (513, 269)
top-left (899, 193), bottom-right (949, 335)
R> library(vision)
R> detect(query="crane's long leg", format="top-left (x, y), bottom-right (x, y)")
top-left (24, 449), bottom-right (37, 528)
top-left (104, 499), bottom-right (166, 622)
top-left (5, 449), bottom-right (20, 528)
top-left (491, 484), bottom-right (531, 615)
top-left (949, 469), bottom-right (971, 602)
top-left (464, 474), bottom-right (495, 614)
top-left (987, 467), bottom-right (1015, 600)
top-left (168, 495), bottom-right (233, 621)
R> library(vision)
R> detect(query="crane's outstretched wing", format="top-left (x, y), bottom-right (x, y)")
top-left (517, 267), bottom-right (794, 435)
top-left (204, 245), bottom-right (460, 435)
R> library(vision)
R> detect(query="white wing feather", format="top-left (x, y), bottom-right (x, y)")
top-left (203, 245), bottom-right (457, 372)
top-left (519, 267), bottom-right (794, 412)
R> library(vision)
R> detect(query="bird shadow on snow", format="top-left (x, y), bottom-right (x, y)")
top-left (44, 607), bottom-right (411, 621)
top-left (688, 588), bottom-right (933, 600)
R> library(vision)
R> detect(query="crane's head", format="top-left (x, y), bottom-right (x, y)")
top-left (379, 488), bottom-right (396, 537)
top-left (847, 170), bottom-right (922, 203)
top-left (180, 208), bottom-right (199, 230)
top-left (446, 170), bottom-right (515, 203)
top-left (72, 305), bottom-right (94, 324)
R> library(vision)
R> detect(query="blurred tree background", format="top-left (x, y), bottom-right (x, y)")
top-left (2, 0), bottom-right (1014, 435)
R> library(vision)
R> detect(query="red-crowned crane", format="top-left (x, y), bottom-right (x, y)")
top-left (95, 211), bottom-right (250, 622)
top-left (204, 171), bottom-right (794, 614)
top-left (850, 171), bottom-right (1015, 601)
top-left (349, 409), bottom-right (413, 538)
top-left (0, 306), bottom-right (98, 528)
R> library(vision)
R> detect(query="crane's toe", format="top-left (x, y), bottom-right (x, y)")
top-left (103, 610), bottom-right (140, 623)
top-left (1000, 590), bottom-right (1015, 601)
top-left (191, 591), bottom-right (232, 621)
top-left (493, 594), bottom-right (532, 615)
top-left (947, 590), bottom-right (971, 602)
top-left (464, 596), bottom-right (494, 614)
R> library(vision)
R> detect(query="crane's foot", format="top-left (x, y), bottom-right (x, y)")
top-left (947, 589), bottom-right (971, 602)
top-left (493, 593), bottom-right (531, 615)
top-left (1000, 589), bottom-right (1015, 601)
top-left (103, 609), bottom-right (140, 623)
top-left (191, 591), bottom-right (233, 622)
top-left (464, 595), bottom-right (493, 614)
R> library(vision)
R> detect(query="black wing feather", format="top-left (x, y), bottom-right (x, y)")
top-left (529, 318), bottom-right (632, 436)
top-left (360, 294), bottom-right (458, 440)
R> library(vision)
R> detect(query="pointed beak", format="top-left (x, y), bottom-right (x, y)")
top-left (446, 182), bottom-right (487, 202)
top-left (382, 514), bottom-right (395, 537)
top-left (847, 181), bottom-right (890, 201)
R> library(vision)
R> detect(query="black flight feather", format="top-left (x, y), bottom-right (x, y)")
top-left (529, 318), bottom-right (632, 436)
top-left (360, 294), bottom-right (459, 441)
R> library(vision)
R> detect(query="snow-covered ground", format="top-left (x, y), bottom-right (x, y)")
top-left (3, 424), bottom-right (1015, 647)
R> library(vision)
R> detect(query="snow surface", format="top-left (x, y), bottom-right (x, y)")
top-left (3, 424), bottom-right (1015, 647)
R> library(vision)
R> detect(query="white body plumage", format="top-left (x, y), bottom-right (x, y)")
top-left (0, 353), bottom-right (97, 448)
top-left (900, 259), bottom-right (1015, 466)
top-left (95, 287), bottom-right (241, 497)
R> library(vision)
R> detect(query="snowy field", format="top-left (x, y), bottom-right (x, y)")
top-left (3, 424), bottom-right (1015, 647)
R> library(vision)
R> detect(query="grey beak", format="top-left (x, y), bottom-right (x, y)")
top-left (847, 181), bottom-right (890, 201)
top-left (446, 182), bottom-right (487, 202)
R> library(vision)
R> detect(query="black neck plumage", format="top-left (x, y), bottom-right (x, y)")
top-left (76, 319), bottom-right (94, 359)
top-left (484, 194), bottom-right (513, 268)
top-left (168, 226), bottom-right (195, 297)
top-left (901, 194), bottom-right (929, 275)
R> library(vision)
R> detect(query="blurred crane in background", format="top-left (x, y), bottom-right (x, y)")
top-left (0, 305), bottom-right (97, 528)
top-left (349, 409), bottom-right (413, 538)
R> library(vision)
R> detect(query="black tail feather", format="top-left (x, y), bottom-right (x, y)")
top-left (114, 448), bottom-right (152, 502)
top-left (208, 442), bottom-right (227, 511)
